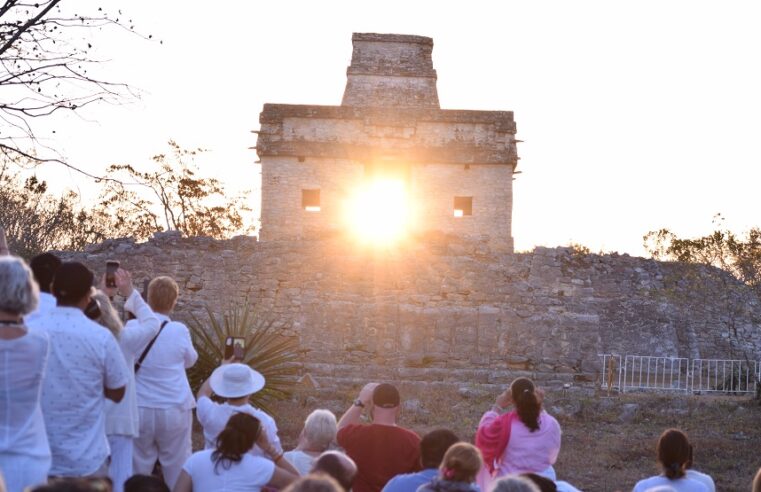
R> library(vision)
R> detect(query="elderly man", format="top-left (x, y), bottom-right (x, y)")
top-left (132, 276), bottom-right (198, 490)
top-left (27, 261), bottom-right (129, 478)
top-left (337, 383), bottom-right (421, 492)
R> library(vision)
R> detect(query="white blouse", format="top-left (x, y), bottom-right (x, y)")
top-left (105, 291), bottom-right (160, 437)
top-left (0, 328), bottom-right (50, 460)
top-left (134, 313), bottom-right (198, 410)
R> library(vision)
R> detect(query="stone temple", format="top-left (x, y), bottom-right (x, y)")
top-left (255, 33), bottom-right (519, 251)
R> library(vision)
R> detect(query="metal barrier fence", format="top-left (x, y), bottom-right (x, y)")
top-left (598, 354), bottom-right (761, 394)
top-left (691, 359), bottom-right (760, 394)
top-left (622, 355), bottom-right (689, 393)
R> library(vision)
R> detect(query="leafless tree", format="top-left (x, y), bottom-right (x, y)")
top-left (0, 1), bottom-right (151, 179)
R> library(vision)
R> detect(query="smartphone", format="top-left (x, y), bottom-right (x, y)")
top-left (224, 336), bottom-right (246, 361)
top-left (105, 260), bottom-right (120, 288)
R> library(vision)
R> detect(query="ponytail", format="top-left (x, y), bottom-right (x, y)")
top-left (511, 378), bottom-right (540, 432)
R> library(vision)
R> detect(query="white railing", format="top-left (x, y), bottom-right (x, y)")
top-left (598, 354), bottom-right (760, 395)
top-left (622, 355), bottom-right (689, 393)
top-left (690, 359), bottom-right (760, 394)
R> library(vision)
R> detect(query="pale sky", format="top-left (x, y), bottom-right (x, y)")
top-left (29, 0), bottom-right (761, 256)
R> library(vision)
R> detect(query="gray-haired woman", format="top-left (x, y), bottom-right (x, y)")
top-left (0, 255), bottom-right (51, 492)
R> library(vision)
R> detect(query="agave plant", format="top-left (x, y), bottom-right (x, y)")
top-left (186, 303), bottom-right (302, 412)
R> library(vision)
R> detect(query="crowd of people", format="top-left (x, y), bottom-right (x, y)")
top-left (1, 230), bottom-right (760, 492)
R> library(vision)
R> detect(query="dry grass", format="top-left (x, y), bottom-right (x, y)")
top-left (258, 386), bottom-right (761, 492)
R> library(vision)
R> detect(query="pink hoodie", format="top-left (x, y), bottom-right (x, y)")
top-left (479, 410), bottom-right (561, 476)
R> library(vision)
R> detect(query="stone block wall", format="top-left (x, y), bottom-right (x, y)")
top-left (411, 164), bottom-right (513, 250)
top-left (61, 234), bottom-right (761, 387)
top-left (256, 33), bottom-right (518, 250)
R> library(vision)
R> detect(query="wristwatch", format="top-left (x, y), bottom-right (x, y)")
top-left (353, 398), bottom-right (365, 408)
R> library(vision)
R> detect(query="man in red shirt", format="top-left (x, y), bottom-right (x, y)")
top-left (337, 383), bottom-right (421, 492)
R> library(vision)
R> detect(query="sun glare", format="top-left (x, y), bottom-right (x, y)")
top-left (345, 178), bottom-right (411, 244)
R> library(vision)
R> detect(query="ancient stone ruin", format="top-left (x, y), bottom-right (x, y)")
top-left (60, 34), bottom-right (761, 392)
top-left (256, 33), bottom-right (518, 251)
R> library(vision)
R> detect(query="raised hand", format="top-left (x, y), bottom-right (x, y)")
top-left (0, 227), bottom-right (9, 256)
top-left (115, 268), bottom-right (134, 298)
top-left (358, 382), bottom-right (379, 406)
top-left (495, 389), bottom-right (513, 409)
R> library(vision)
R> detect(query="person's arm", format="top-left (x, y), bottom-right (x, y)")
top-left (119, 270), bottom-right (161, 352)
top-left (267, 465), bottom-right (298, 489)
top-left (338, 382), bottom-right (377, 430)
top-left (172, 470), bottom-right (193, 492)
top-left (196, 356), bottom-right (234, 400)
top-left (103, 334), bottom-right (129, 403)
top-left (0, 227), bottom-right (9, 256)
top-left (257, 426), bottom-right (301, 476)
top-left (104, 385), bottom-right (126, 403)
top-left (182, 326), bottom-right (199, 368)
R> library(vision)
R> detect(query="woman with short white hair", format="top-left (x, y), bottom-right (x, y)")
top-left (0, 255), bottom-right (51, 492)
top-left (284, 409), bottom-right (338, 475)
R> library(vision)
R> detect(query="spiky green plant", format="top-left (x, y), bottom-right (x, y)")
top-left (186, 303), bottom-right (302, 413)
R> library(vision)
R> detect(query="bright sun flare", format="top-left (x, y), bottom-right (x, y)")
top-left (345, 178), bottom-right (410, 244)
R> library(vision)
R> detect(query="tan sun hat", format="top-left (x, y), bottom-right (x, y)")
top-left (209, 363), bottom-right (265, 399)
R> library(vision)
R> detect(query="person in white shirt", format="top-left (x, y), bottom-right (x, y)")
top-left (132, 276), bottom-right (198, 490)
top-left (684, 444), bottom-right (715, 492)
top-left (283, 409), bottom-right (338, 475)
top-left (24, 252), bottom-right (60, 324)
top-left (632, 429), bottom-right (708, 492)
top-left (91, 268), bottom-right (160, 492)
top-left (174, 412), bottom-right (297, 492)
top-left (27, 261), bottom-right (130, 478)
top-left (196, 363), bottom-right (300, 476)
top-left (0, 255), bottom-right (51, 492)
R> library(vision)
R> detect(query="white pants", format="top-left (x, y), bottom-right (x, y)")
top-left (107, 434), bottom-right (133, 492)
top-left (0, 453), bottom-right (50, 492)
top-left (133, 406), bottom-right (192, 490)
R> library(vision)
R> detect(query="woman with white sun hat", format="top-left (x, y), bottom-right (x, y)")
top-left (196, 362), bottom-right (300, 475)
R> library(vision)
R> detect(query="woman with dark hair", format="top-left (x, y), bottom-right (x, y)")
top-left (632, 429), bottom-right (708, 492)
top-left (173, 413), bottom-right (297, 492)
top-left (475, 378), bottom-right (561, 490)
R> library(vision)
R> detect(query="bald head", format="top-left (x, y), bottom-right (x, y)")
top-left (311, 451), bottom-right (357, 491)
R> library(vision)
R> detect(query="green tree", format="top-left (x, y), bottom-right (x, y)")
top-left (644, 218), bottom-right (761, 298)
top-left (98, 140), bottom-right (254, 240)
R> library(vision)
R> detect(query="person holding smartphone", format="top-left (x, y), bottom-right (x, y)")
top-left (131, 276), bottom-right (197, 490)
top-left (92, 267), bottom-right (160, 492)
top-left (195, 360), bottom-right (300, 476)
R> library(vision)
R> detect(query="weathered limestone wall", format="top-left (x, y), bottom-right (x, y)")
top-left (411, 164), bottom-right (513, 243)
top-left (342, 34), bottom-right (439, 108)
top-left (61, 234), bottom-right (761, 386)
top-left (257, 106), bottom-right (517, 249)
top-left (260, 156), bottom-right (363, 240)
top-left (257, 33), bottom-right (518, 251)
